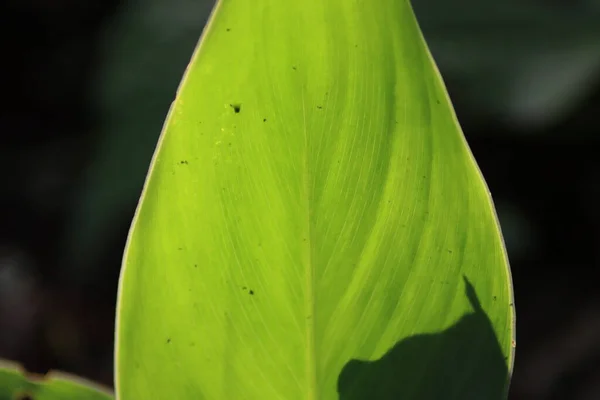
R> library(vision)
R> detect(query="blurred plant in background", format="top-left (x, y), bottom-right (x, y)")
top-left (1, 0), bottom-right (600, 399)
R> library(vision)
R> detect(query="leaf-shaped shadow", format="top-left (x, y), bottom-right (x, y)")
top-left (337, 276), bottom-right (510, 400)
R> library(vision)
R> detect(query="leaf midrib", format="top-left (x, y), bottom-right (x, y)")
top-left (301, 88), bottom-right (317, 399)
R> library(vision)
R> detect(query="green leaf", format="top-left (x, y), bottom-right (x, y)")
top-left (116, 0), bottom-right (515, 399)
top-left (0, 361), bottom-right (113, 400)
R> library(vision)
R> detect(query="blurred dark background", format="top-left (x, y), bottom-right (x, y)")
top-left (0, 0), bottom-right (599, 399)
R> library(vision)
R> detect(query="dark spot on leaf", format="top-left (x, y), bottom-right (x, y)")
top-left (228, 142), bottom-right (232, 146)
top-left (230, 104), bottom-right (241, 113)
top-left (15, 393), bottom-right (33, 400)
top-left (355, 44), bottom-right (358, 48)
top-left (509, 303), bottom-right (514, 307)
top-left (292, 66), bottom-right (297, 70)
top-left (226, 28), bottom-right (231, 32)
top-left (493, 296), bottom-right (497, 301)
top-left (436, 99), bottom-right (440, 104)
top-left (180, 160), bottom-right (188, 164)
top-left (242, 286), bottom-right (247, 290)
top-left (249, 290), bottom-right (254, 295)
top-left (178, 247), bottom-right (183, 250)
top-left (317, 105), bottom-right (322, 109)
top-left (166, 338), bottom-right (172, 344)
top-left (194, 264), bottom-right (197, 268)
top-left (263, 118), bottom-right (267, 122)
top-left (447, 249), bottom-right (452, 254)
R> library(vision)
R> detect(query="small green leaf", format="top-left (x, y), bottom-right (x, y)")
top-left (0, 361), bottom-right (113, 400)
top-left (116, 0), bottom-right (515, 399)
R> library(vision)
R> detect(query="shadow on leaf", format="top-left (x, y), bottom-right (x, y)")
top-left (337, 276), bottom-right (509, 400)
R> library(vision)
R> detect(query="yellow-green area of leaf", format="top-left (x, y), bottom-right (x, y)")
top-left (0, 361), bottom-right (113, 400)
top-left (116, 0), bottom-right (515, 399)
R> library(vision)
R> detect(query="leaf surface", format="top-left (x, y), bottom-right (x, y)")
top-left (0, 361), bottom-right (113, 400)
top-left (116, 0), bottom-right (515, 399)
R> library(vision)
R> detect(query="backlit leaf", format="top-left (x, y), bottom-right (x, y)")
top-left (116, 1), bottom-right (515, 399)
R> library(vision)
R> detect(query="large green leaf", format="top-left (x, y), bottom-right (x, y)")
top-left (116, 0), bottom-right (515, 399)
top-left (0, 361), bottom-right (113, 400)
